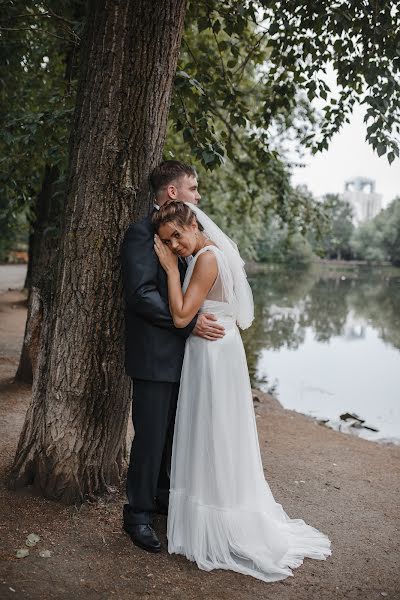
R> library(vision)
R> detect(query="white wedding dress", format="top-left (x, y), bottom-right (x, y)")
top-left (167, 245), bottom-right (331, 582)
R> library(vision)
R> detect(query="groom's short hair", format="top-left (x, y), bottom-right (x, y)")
top-left (149, 160), bottom-right (197, 195)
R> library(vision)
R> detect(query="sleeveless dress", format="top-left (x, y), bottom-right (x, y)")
top-left (167, 246), bottom-right (331, 582)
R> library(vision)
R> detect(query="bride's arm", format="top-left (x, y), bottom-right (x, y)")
top-left (154, 236), bottom-right (218, 328)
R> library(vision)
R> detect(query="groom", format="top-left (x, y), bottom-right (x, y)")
top-left (121, 160), bottom-right (225, 553)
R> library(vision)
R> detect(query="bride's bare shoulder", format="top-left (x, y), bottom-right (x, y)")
top-left (196, 247), bottom-right (218, 263)
top-left (193, 248), bottom-right (218, 273)
top-left (191, 251), bottom-right (218, 290)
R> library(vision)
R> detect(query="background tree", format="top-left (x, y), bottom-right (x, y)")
top-left (381, 198), bottom-right (400, 267)
top-left (351, 197), bottom-right (400, 266)
top-left (166, 1), bottom-right (323, 251)
top-left (351, 221), bottom-right (387, 263)
top-left (313, 194), bottom-right (355, 261)
top-left (0, 1), bottom-right (84, 382)
top-left (0, 1), bottom-right (81, 266)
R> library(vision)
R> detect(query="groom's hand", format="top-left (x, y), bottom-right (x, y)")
top-left (193, 313), bottom-right (225, 340)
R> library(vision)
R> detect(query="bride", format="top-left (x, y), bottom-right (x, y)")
top-left (153, 200), bottom-right (331, 583)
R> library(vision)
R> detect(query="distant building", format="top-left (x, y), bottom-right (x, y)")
top-left (342, 177), bottom-right (382, 226)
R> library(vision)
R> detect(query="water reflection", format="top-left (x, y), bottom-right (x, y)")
top-left (242, 264), bottom-right (400, 441)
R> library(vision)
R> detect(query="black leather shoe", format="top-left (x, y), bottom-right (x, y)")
top-left (123, 523), bottom-right (161, 553)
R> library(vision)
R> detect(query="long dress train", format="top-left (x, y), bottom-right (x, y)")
top-left (167, 246), bottom-right (331, 582)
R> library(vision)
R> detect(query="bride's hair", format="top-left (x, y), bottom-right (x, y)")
top-left (152, 201), bottom-right (204, 232)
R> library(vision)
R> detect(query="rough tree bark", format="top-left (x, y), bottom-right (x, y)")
top-left (9, 0), bottom-right (187, 503)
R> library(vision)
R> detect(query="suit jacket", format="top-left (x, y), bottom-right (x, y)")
top-left (121, 213), bottom-right (196, 382)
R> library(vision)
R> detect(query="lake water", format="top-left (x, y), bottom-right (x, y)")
top-left (242, 264), bottom-right (400, 443)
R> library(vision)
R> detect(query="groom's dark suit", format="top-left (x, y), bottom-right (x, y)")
top-left (121, 210), bottom-right (196, 526)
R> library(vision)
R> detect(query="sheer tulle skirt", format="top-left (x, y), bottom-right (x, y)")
top-left (167, 303), bottom-right (331, 582)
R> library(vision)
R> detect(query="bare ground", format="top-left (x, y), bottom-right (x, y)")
top-left (0, 282), bottom-right (399, 600)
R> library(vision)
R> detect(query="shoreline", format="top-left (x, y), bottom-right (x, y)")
top-left (254, 388), bottom-right (400, 447)
top-left (245, 258), bottom-right (400, 276)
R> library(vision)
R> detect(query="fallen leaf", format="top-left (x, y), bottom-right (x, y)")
top-left (16, 549), bottom-right (29, 558)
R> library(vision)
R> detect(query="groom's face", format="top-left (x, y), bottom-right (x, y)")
top-left (173, 174), bottom-right (201, 205)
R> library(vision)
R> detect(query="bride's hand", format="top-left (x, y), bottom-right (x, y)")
top-left (154, 234), bottom-right (178, 272)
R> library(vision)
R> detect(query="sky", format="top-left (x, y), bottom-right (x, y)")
top-left (290, 83), bottom-right (399, 208)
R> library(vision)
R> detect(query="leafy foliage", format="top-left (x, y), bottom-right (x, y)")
top-left (255, 216), bottom-right (315, 266)
top-left (312, 194), bottom-right (355, 260)
top-left (173, 0), bottom-right (400, 167)
top-left (351, 196), bottom-right (400, 266)
top-left (167, 0), bottom-right (400, 253)
top-left (263, 0), bottom-right (400, 163)
top-left (169, 0), bottom-right (325, 244)
top-left (1, 0), bottom-right (399, 261)
top-left (0, 0), bottom-right (82, 253)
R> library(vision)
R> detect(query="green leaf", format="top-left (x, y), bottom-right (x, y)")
top-left (212, 20), bottom-right (221, 34)
top-left (376, 144), bottom-right (386, 157)
top-left (197, 17), bottom-right (209, 32)
top-left (202, 150), bottom-right (216, 165)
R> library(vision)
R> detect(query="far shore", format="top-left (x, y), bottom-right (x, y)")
top-left (245, 258), bottom-right (398, 275)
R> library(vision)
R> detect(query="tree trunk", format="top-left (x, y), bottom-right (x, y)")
top-left (24, 232), bottom-right (34, 291)
top-left (9, 0), bottom-right (187, 503)
top-left (16, 165), bottom-right (61, 383)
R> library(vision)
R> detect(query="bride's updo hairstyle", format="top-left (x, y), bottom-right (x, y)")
top-left (152, 201), bottom-right (204, 233)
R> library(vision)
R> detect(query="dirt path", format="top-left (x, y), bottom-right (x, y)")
top-left (0, 284), bottom-right (399, 600)
top-left (0, 265), bottom-right (27, 293)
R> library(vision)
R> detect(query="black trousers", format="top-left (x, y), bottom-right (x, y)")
top-left (125, 379), bottom-right (179, 526)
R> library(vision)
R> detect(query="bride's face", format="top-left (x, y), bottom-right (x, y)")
top-left (157, 219), bottom-right (197, 257)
